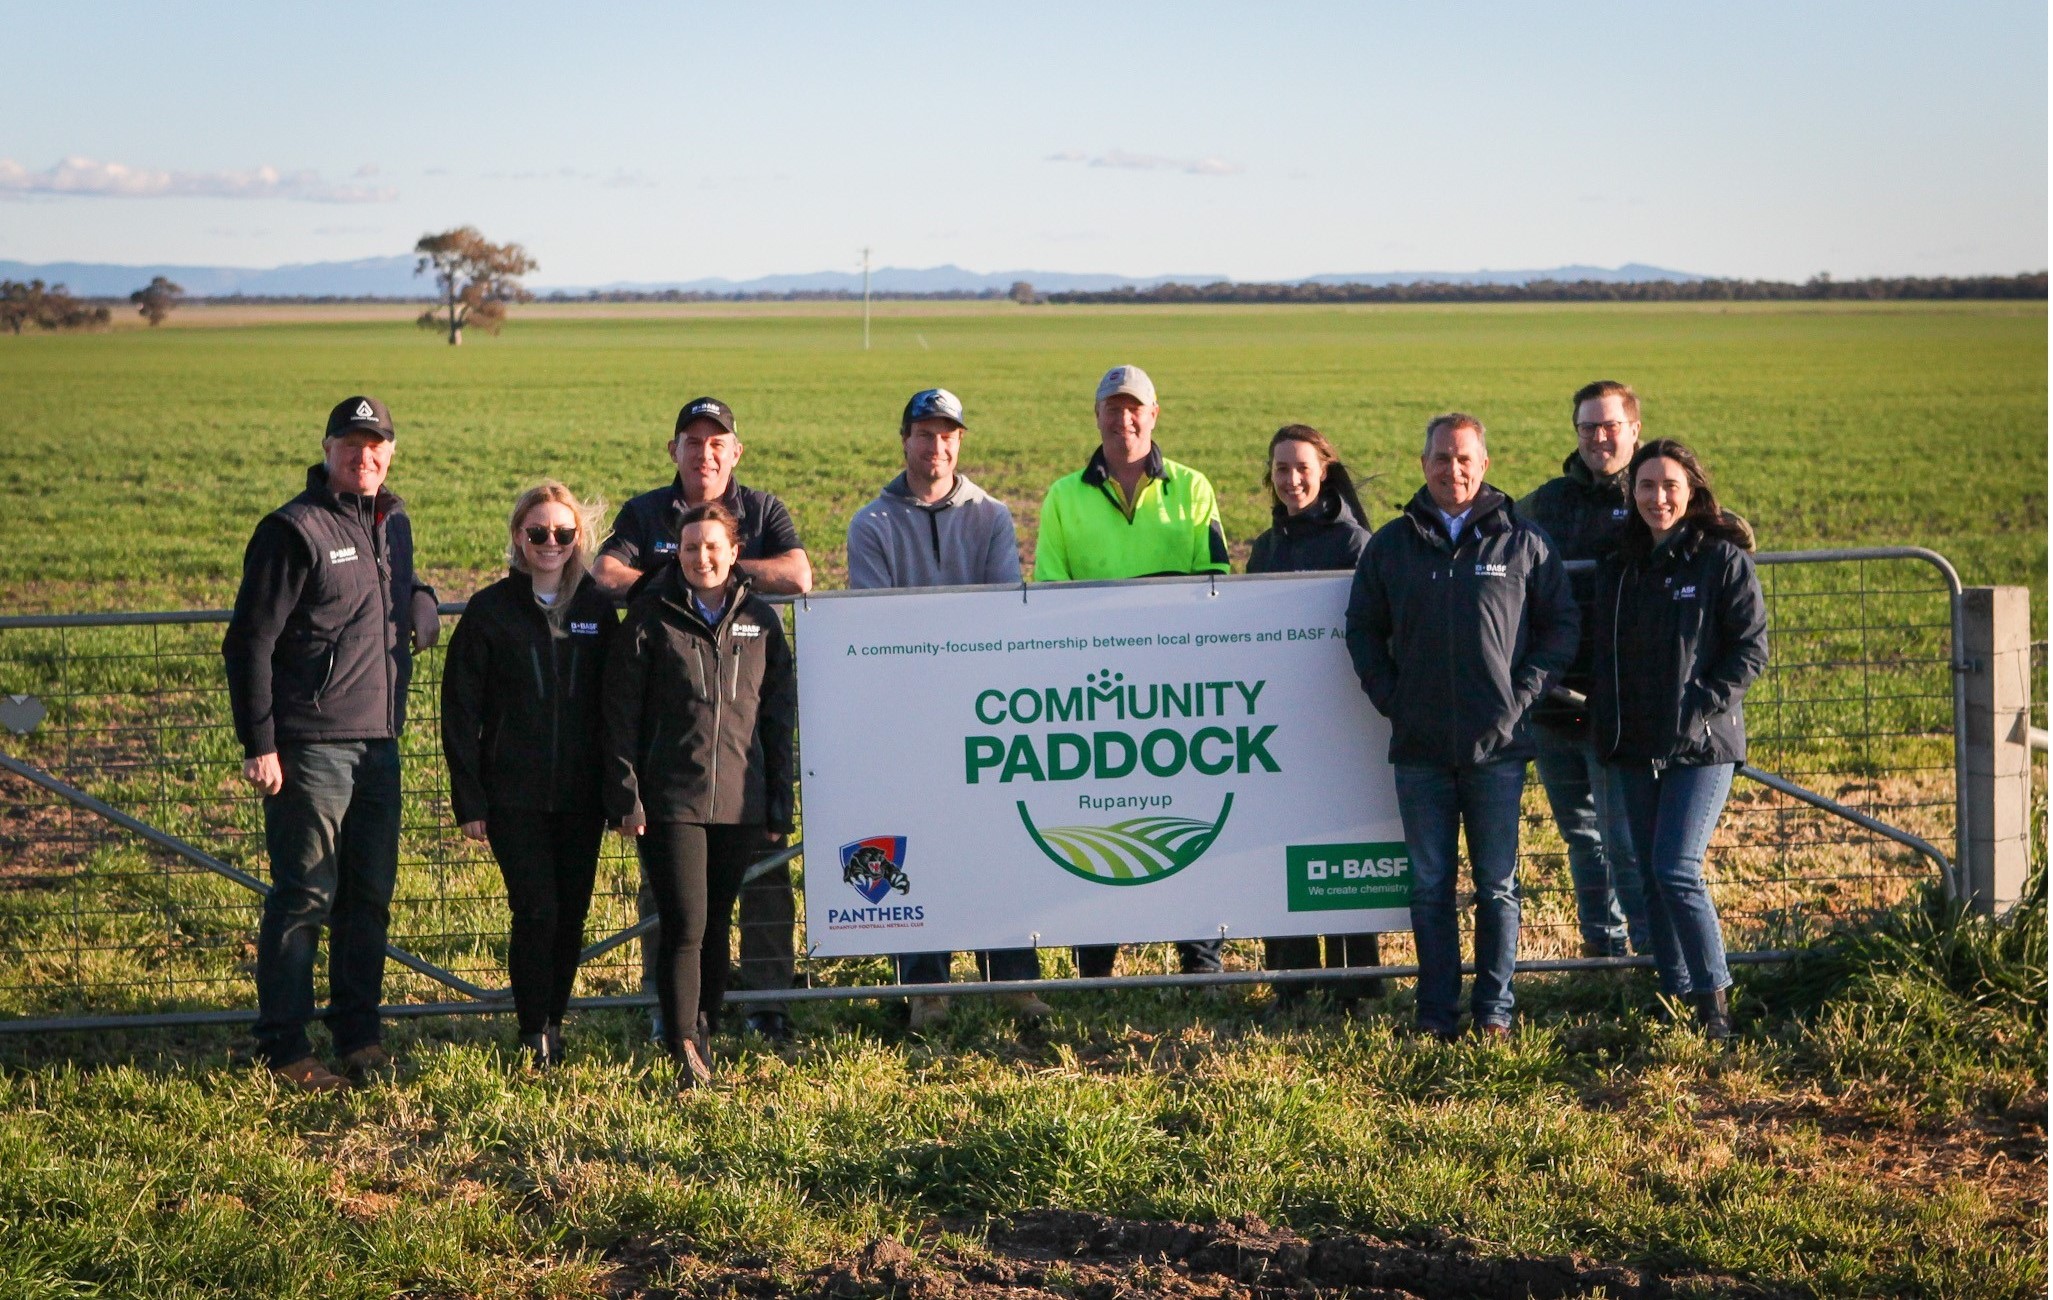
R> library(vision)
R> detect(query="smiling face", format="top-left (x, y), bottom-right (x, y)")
top-left (1095, 394), bottom-right (1158, 469)
top-left (1574, 393), bottom-right (1641, 477)
top-left (516, 499), bottom-right (579, 580)
top-left (1421, 422), bottom-right (1488, 515)
top-left (1634, 455), bottom-right (1694, 541)
top-left (676, 518), bottom-right (738, 594)
top-left (1270, 438), bottom-right (1326, 515)
top-left (902, 416), bottom-right (962, 489)
top-left (670, 418), bottom-right (742, 504)
top-left (323, 432), bottom-right (393, 498)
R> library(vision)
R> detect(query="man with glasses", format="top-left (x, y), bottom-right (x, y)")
top-left (1517, 380), bottom-right (1651, 958)
top-left (593, 397), bottom-right (812, 1042)
top-left (223, 396), bottom-right (441, 1090)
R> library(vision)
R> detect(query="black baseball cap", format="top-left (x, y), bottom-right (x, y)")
top-left (325, 395), bottom-right (396, 441)
top-left (674, 396), bottom-right (737, 435)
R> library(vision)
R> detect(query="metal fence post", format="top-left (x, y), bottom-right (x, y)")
top-left (1960, 586), bottom-right (2033, 916)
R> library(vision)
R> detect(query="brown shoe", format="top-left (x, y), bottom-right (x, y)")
top-left (908, 996), bottom-right (951, 1031)
top-left (1474, 1021), bottom-right (1513, 1041)
top-left (272, 1055), bottom-right (348, 1093)
top-left (1002, 992), bottom-right (1055, 1022)
top-left (337, 1044), bottom-right (395, 1084)
top-left (674, 1038), bottom-right (714, 1088)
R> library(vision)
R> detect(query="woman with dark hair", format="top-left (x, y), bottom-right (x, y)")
top-left (1590, 439), bottom-right (1767, 1040)
top-left (602, 501), bottom-right (795, 1086)
top-left (1248, 425), bottom-right (1383, 1014)
top-left (441, 481), bottom-right (617, 1069)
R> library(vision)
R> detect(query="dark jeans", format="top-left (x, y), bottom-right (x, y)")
top-left (639, 832), bottom-right (792, 1017)
top-left (637, 821), bottom-right (759, 1047)
top-left (1533, 727), bottom-right (1649, 955)
top-left (254, 739), bottom-right (401, 1068)
top-left (486, 807), bottom-right (604, 1035)
top-left (1394, 758), bottom-right (1527, 1032)
top-left (899, 948), bottom-right (1042, 986)
top-left (1263, 932), bottom-right (1384, 1003)
top-left (1073, 939), bottom-right (1223, 979)
top-left (1609, 761), bottom-right (1736, 998)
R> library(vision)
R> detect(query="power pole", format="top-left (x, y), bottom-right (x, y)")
top-left (861, 246), bottom-right (872, 351)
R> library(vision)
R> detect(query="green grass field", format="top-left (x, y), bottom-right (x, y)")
top-left (0, 302), bottom-right (2044, 1298)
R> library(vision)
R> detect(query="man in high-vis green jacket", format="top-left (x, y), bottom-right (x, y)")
top-left (1031, 364), bottom-right (1230, 980)
top-left (1031, 365), bottom-right (1229, 583)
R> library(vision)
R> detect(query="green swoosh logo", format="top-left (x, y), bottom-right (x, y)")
top-left (1016, 795), bottom-right (1234, 886)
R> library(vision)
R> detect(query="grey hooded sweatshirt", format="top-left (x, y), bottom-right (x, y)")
top-left (845, 472), bottom-right (1022, 590)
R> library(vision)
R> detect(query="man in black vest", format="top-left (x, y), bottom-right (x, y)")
top-left (223, 396), bottom-right (440, 1090)
top-left (592, 397), bottom-right (811, 1043)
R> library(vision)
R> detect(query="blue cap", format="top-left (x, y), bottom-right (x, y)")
top-left (900, 387), bottom-right (966, 434)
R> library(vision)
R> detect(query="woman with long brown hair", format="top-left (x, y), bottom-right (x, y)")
top-left (441, 481), bottom-right (617, 1068)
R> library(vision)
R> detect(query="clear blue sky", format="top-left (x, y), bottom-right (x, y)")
top-left (3, 1), bottom-right (2045, 284)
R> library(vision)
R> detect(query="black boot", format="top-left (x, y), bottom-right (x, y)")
top-left (544, 1021), bottom-right (566, 1067)
top-left (1691, 988), bottom-right (1734, 1042)
top-left (517, 1032), bottom-right (551, 1070)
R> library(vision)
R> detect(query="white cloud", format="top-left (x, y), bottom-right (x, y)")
top-left (1047, 148), bottom-right (1243, 176)
top-left (0, 156), bottom-right (397, 202)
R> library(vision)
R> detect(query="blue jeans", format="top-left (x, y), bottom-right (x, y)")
top-left (254, 740), bottom-right (401, 1068)
top-left (1393, 759), bottom-right (1527, 1031)
top-left (1608, 761), bottom-right (1736, 997)
top-left (1533, 728), bottom-right (1649, 955)
top-left (899, 948), bottom-right (1042, 986)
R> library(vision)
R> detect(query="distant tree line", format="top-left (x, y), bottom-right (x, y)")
top-left (1044, 272), bottom-right (2048, 305)
top-left (539, 286), bottom-right (1026, 303)
top-left (0, 280), bottom-right (112, 334)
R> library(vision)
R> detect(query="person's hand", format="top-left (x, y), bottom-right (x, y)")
top-left (411, 592), bottom-right (442, 652)
top-left (459, 819), bottom-right (488, 842)
top-left (617, 815), bottom-right (646, 838)
top-left (243, 752), bottom-right (284, 796)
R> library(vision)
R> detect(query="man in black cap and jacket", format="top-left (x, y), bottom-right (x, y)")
top-left (222, 395), bottom-right (440, 1090)
top-left (1517, 379), bottom-right (1651, 958)
top-left (1344, 412), bottom-right (1578, 1039)
top-left (591, 397), bottom-right (811, 1042)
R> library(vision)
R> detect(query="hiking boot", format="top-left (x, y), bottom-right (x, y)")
top-left (908, 996), bottom-right (951, 1031)
top-left (1691, 988), bottom-right (1735, 1042)
top-left (271, 1055), bottom-right (348, 1093)
top-left (518, 1032), bottom-right (551, 1071)
top-left (337, 1044), bottom-right (395, 1084)
top-left (1002, 991), bottom-right (1055, 1022)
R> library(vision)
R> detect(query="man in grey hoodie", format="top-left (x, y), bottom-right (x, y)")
top-left (845, 387), bottom-right (1052, 1030)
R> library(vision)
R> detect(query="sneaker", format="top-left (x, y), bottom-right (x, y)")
top-left (271, 1055), bottom-right (348, 1093)
top-left (337, 1044), bottom-right (395, 1084)
top-left (1002, 991), bottom-right (1055, 1022)
top-left (908, 996), bottom-right (951, 1031)
top-left (742, 1010), bottom-right (794, 1043)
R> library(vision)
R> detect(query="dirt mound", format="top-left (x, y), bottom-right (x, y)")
top-left (607, 1209), bottom-right (1791, 1298)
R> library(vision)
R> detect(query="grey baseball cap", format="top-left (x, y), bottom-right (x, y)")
top-left (901, 387), bottom-right (966, 434)
top-left (1095, 364), bottom-right (1157, 406)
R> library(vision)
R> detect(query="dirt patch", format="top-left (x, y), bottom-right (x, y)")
top-left (0, 767), bottom-right (90, 888)
top-left (602, 1210), bottom-right (1790, 1299)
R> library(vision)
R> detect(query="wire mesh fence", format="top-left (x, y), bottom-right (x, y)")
top-left (0, 549), bottom-right (1965, 1028)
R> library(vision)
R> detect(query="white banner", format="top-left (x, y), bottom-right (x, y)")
top-left (794, 575), bottom-right (1412, 957)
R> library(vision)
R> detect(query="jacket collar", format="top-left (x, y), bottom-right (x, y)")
top-left (1401, 482), bottom-right (1512, 546)
top-left (653, 563), bottom-right (750, 634)
top-left (304, 463), bottom-right (399, 516)
top-left (1561, 450), bottom-right (1631, 503)
top-left (1081, 442), bottom-right (1165, 488)
top-left (666, 474), bottom-right (745, 516)
top-left (1272, 483), bottom-right (1361, 537)
top-left (881, 470), bottom-right (972, 511)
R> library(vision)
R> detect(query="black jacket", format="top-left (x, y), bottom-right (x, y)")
top-left (439, 571), bottom-right (619, 824)
top-left (1517, 452), bottom-right (1635, 731)
top-left (1344, 484), bottom-right (1579, 767)
top-left (1247, 484), bottom-right (1371, 574)
top-left (1590, 524), bottom-right (1769, 767)
top-left (601, 567), bottom-right (796, 830)
top-left (223, 465), bottom-right (435, 756)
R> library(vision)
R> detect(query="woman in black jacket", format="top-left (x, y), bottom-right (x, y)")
top-left (442, 482), bottom-right (618, 1068)
top-left (602, 501), bottom-right (795, 1086)
top-left (1248, 425), bottom-right (1383, 1014)
top-left (1590, 440), bottom-right (1768, 1039)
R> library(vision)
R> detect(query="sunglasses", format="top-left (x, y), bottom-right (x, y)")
top-left (523, 525), bottom-right (578, 545)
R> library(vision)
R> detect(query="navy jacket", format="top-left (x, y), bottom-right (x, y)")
top-left (1344, 484), bottom-right (1579, 767)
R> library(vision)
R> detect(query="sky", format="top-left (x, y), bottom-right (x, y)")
top-left (2, 2), bottom-right (2045, 285)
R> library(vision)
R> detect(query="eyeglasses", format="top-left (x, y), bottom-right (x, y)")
top-left (523, 525), bottom-right (578, 545)
top-left (1575, 420), bottom-right (1630, 438)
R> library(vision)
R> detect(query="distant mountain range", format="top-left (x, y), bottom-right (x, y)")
top-left (0, 257), bottom-right (1705, 299)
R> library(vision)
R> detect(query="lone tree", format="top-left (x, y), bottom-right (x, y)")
top-left (413, 227), bottom-right (538, 345)
top-left (0, 280), bottom-right (110, 334)
top-left (130, 276), bottom-right (185, 327)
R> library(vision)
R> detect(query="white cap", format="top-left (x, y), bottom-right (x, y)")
top-left (1095, 364), bottom-right (1157, 407)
